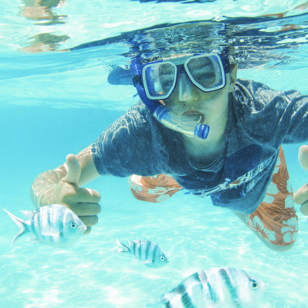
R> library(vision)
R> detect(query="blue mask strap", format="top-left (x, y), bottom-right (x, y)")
top-left (130, 58), bottom-right (161, 114)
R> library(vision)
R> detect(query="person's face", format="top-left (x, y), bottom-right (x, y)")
top-left (160, 63), bottom-right (238, 127)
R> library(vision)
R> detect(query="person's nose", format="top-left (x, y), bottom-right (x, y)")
top-left (177, 72), bottom-right (196, 105)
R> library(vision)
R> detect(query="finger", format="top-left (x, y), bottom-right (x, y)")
top-left (293, 183), bottom-right (308, 205)
top-left (301, 201), bottom-right (308, 216)
top-left (83, 227), bottom-right (91, 235)
top-left (79, 215), bottom-right (99, 226)
top-left (69, 202), bottom-right (101, 216)
top-left (64, 187), bottom-right (101, 203)
top-left (62, 154), bottom-right (81, 187)
top-left (299, 145), bottom-right (308, 171)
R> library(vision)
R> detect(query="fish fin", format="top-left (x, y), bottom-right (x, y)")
top-left (143, 261), bottom-right (156, 268)
top-left (27, 235), bottom-right (40, 244)
top-left (20, 210), bottom-right (35, 220)
top-left (128, 240), bottom-right (134, 247)
top-left (3, 209), bottom-right (28, 247)
top-left (113, 239), bottom-right (129, 253)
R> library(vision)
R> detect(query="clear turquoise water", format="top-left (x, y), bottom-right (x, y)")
top-left (1, 1), bottom-right (308, 307)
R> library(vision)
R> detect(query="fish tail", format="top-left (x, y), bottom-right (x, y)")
top-left (3, 209), bottom-right (29, 247)
top-left (113, 239), bottom-right (129, 253)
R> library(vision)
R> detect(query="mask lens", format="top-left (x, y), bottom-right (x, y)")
top-left (186, 55), bottom-right (224, 91)
top-left (143, 62), bottom-right (176, 99)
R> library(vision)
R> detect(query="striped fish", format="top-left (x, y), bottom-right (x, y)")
top-left (4, 204), bottom-right (87, 247)
top-left (114, 239), bottom-right (169, 269)
top-left (149, 267), bottom-right (266, 307)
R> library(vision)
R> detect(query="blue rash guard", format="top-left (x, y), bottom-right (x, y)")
top-left (92, 79), bottom-right (308, 214)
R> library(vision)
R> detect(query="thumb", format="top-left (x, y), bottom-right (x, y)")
top-left (62, 154), bottom-right (81, 187)
top-left (299, 145), bottom-right (308, 171)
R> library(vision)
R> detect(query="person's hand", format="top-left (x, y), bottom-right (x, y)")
top-left (54, 154), bottom-right (101, 234)
top-left (293, 145), bottom-right (308, 215)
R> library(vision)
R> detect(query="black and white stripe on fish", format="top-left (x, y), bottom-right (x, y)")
top-left (114, 239), bottom-right (169, 269)
top-left (148, 267), bottom-right (266, 308)
top-left (4, 204), bottom-right (87, 247)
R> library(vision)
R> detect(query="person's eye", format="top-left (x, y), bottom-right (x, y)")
top-left (198, 72), bottom-right (215, 79)
top-left (194, 73), bottom-right (215, 84)
top-left (161, 76), bottom-right (174, 88)
top-left (160, 71), bottom-right (174, 79)
top-left (162, 69), bottom-right (173, 74)
top-left (161, 80), bottom-right (173, 86)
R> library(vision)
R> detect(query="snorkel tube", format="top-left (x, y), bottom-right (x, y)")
top-left (130, 58), bottom-right (210, 140)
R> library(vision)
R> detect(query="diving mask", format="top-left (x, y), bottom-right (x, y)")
top-left (142, 53), bottom-right (230, 100)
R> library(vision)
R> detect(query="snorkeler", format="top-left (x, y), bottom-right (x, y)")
top-left (30, 51), bottom-right (308, 252)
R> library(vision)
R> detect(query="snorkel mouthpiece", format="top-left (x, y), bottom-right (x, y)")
top-left (195, 123), bottom-right (210, 139)
top-left (130, 58), bottom-right (210, 140)
top-left (154, 105), bottom-right (210, 139)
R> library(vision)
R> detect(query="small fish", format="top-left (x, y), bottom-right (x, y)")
top-left (149, 267), bottom-right (266, 307)
top-left (114, 239), bottom-right (169, 269)
top-left (4, 204), bottom-right (87, 247)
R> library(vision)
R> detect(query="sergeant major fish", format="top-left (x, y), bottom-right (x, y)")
top-left (114, 239), bottom-right (169, 269)
top-left (148, 267), bottom-right (266, 307)
top-left (4, 204), bottom-right (87, 247)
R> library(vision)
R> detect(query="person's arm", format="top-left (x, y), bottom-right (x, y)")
top-left (30, 145), bottom-right (101, 234)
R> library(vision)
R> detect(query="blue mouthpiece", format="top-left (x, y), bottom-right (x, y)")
top-left (194, 123), bottom-right (210, 140)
